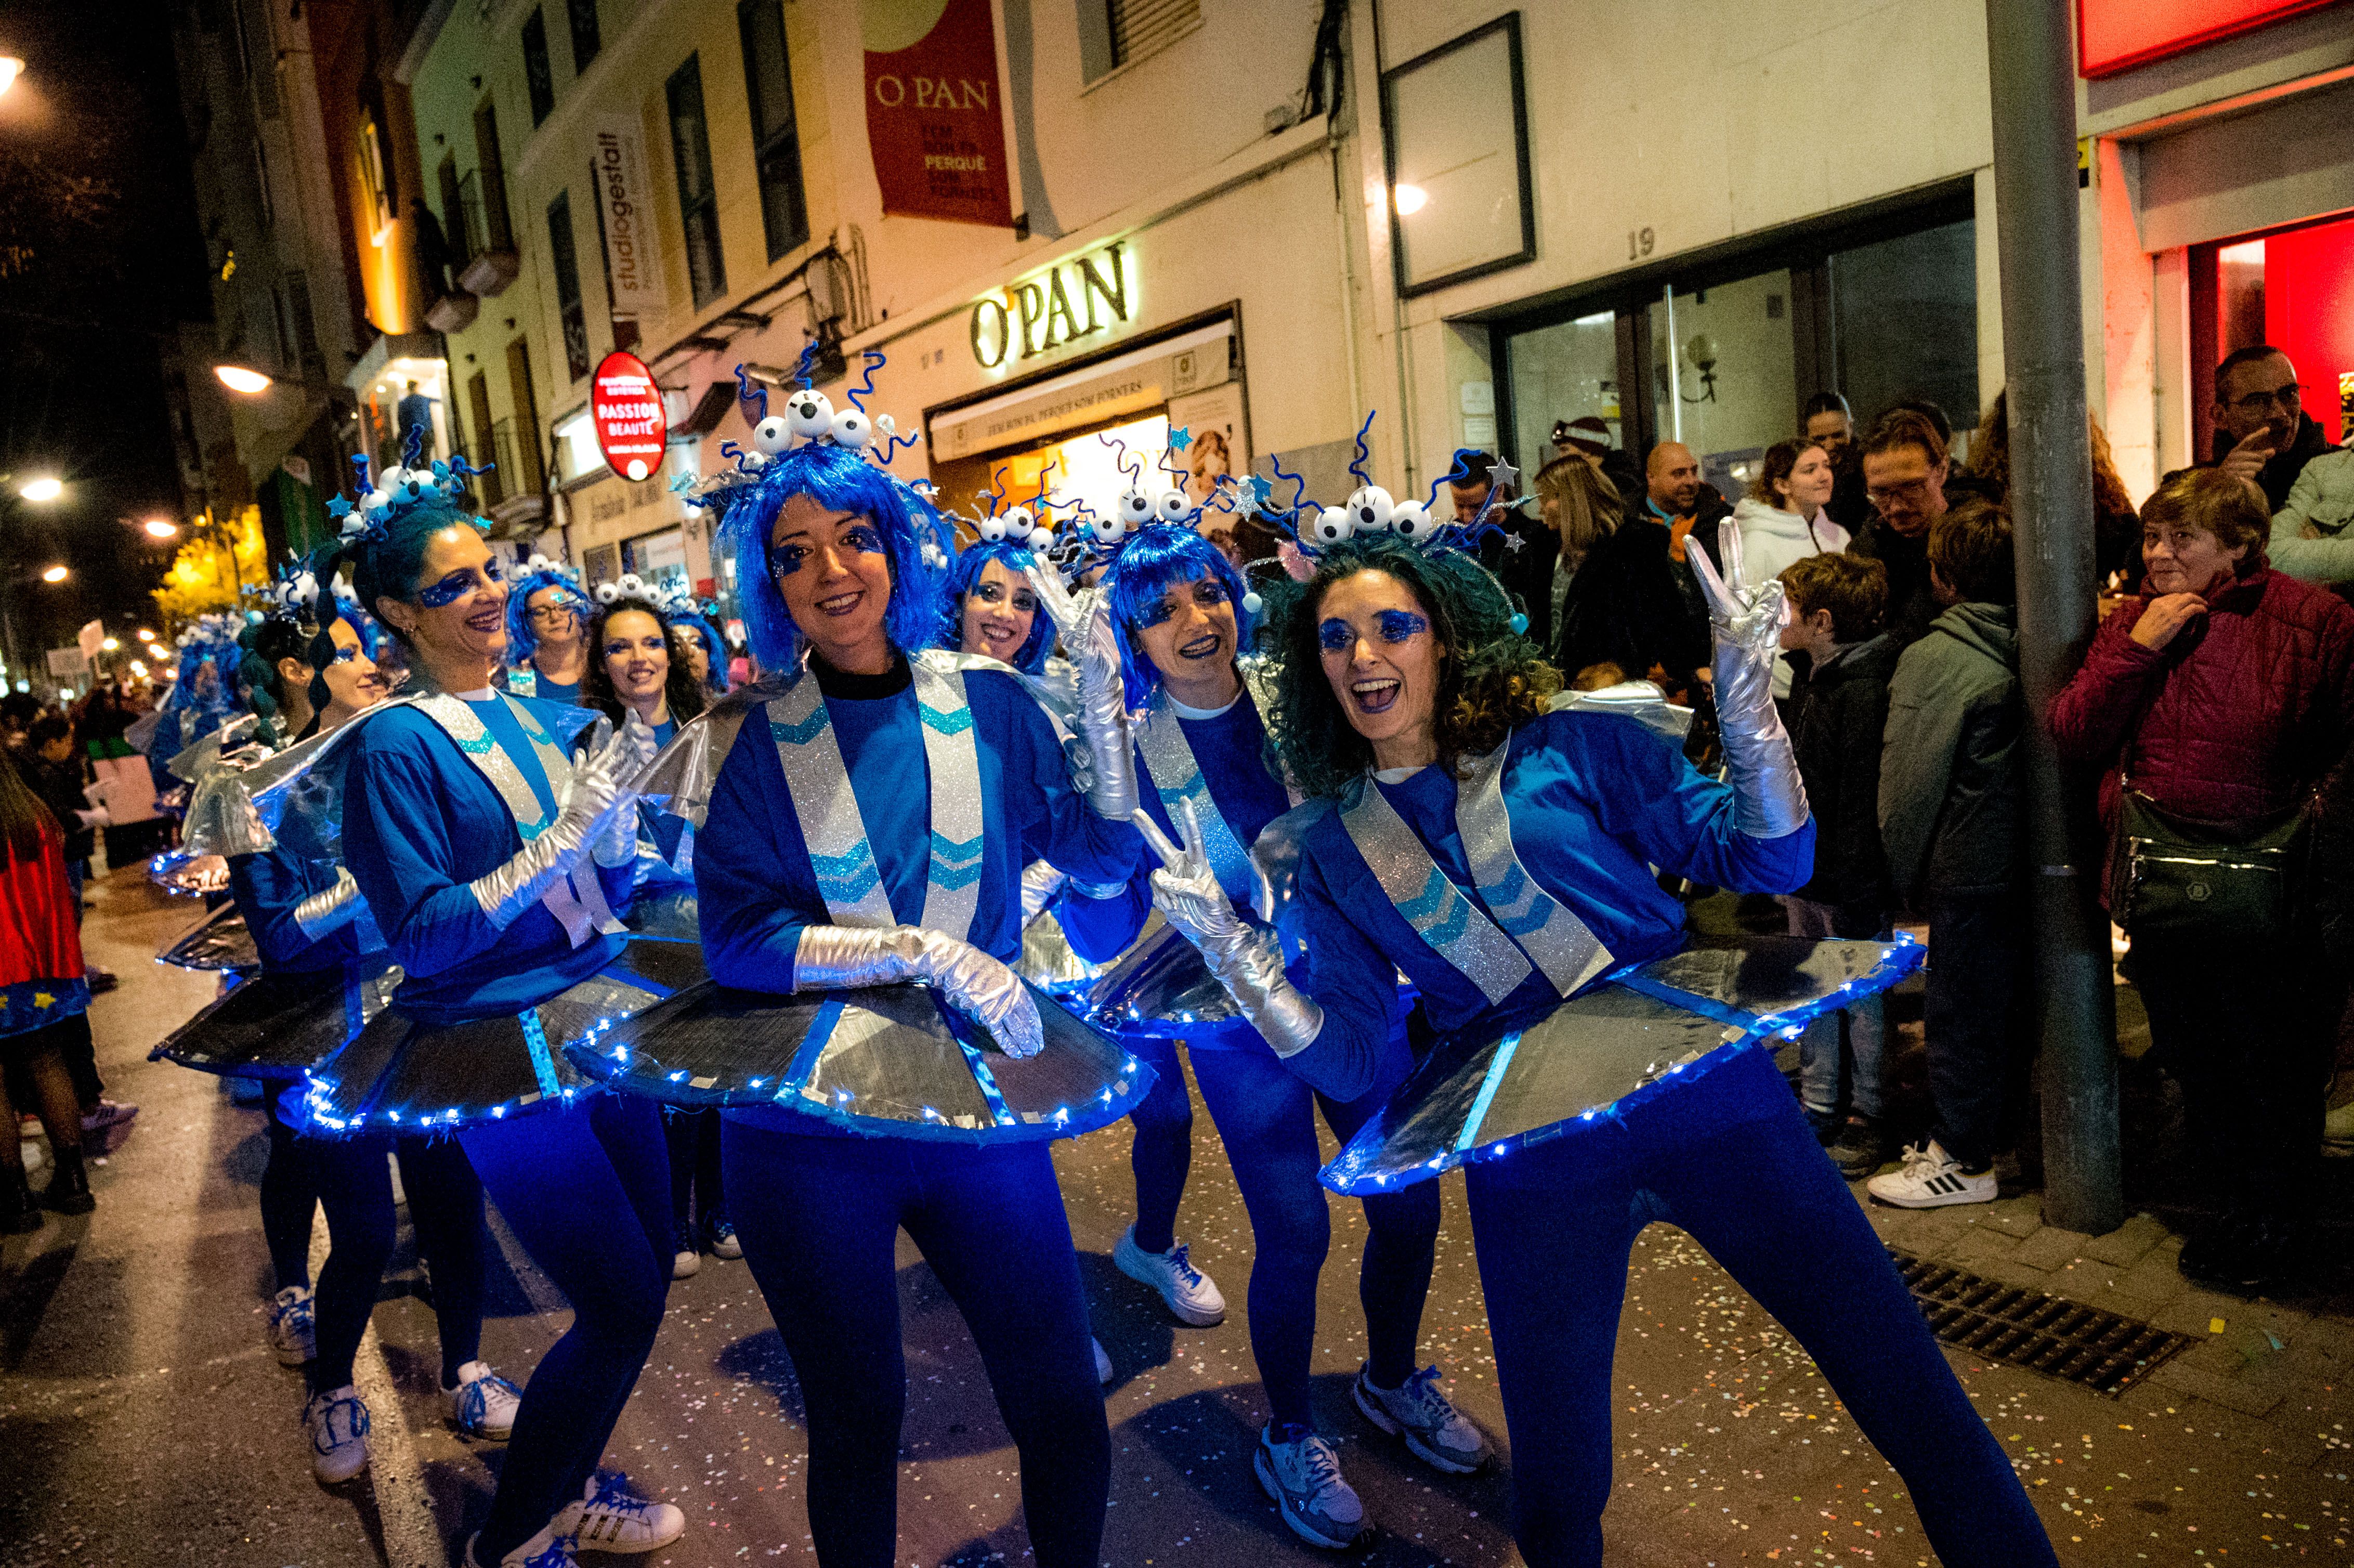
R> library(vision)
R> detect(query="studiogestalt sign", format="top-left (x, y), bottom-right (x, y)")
top-left (863, 0), bottom-right (1014, 228)
top-left (968, 240), bottom-right (1132, 370)
top-left (591, 115), bottom-right (666, 316)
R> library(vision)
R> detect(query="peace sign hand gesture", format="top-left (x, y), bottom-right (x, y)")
top-left (1685, 522), bottom-right (1809, 839)
top-left (1134, 800), bottom-right (1324, 1060)
top-left (1137, 799), bottom-right (1245, 948)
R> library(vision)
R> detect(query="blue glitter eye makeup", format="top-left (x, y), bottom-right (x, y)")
top-left (844, 524), bottom-right (886, 555)
top-left (769, 543), bottom-right (808, 578)
top-left (1318, 619), bottom-right (1354, 653)
top-left (419, 571), bottom-right (478, 608)
top-left (1377, 610), bottom-right (1430, 643)
top-left (330, 645), bottom-right (362, 664)
top-left (1135, 597), bottom-right (1178, 630)
top-left (1194, 580), bottom-right (1231, 605)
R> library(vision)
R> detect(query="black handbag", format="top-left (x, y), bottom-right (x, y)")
top-left (2107, 763), bottom-right (2312, 943)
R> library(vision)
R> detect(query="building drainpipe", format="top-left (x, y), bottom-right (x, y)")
top-left (1984, 0), bottom-right (2122, 1235)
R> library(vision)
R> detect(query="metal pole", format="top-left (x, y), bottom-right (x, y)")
top-left (1984, 0), bottom-right (2122, 1234)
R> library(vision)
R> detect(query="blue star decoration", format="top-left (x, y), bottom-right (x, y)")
top-left (325, 494), bottom-right (354, 520)
top-left (1238, 473), bottom-right (1272, 507)
top-left (1168, 426), bottom-right (1194, 453)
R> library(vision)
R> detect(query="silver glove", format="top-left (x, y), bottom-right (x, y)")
top-left (591, 712), bottom-right (662, 868)
top-left (466, 726), bottom-right (637, 930)
top-left (1027, 564), bottom-right (1139, 820)
top-left (1689, 528), bottom-right (1811, 840)
top-left (1019, 861), bottom-right (1069, 927)
top-left (292, 865), bottom-right (365, 942)
top-left (1137, 802), bottom-right (1324, 1058)
top-left (791, 923), bottom-right (1045, 1059)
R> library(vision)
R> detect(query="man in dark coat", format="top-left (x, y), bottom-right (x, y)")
top-left (1557, 442), bottom-right (1716, 700)
top-left (1850, 409), bottom-right (1952, 650)
top-left (2204, 345), bottom-right (2342, 512)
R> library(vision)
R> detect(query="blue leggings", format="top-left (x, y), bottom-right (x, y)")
top-left (1129, 1036), bottom-right (1440, 1431)
top-left (460, 1093), bottom-right (673, 1561)
top-left (1463, 1044), bottom-right (2057, 1568)
top-left (723, 1120), bottom-right (1110, 1568)
top-left (308, 1133), bottom-right (488, 1393)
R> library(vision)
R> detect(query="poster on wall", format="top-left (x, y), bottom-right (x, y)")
top-left (1166, 384), bottom-right (1250, 508)
top-left (862, 0), bottom-right (1014, 228)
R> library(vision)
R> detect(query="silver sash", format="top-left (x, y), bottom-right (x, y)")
top-left (1339, 743), bottom-right (1614, 1008)
top-left (765, 651), bottom-right (985, 942)
top-left (1134, 678), bottom-right (1301, 907)
top-left (414, 693), bottom-right (624, 946)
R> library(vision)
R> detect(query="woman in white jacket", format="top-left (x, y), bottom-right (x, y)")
top-left (1730, 438), bottom-right (1848, 696)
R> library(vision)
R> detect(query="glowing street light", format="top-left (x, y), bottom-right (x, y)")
top-left (40, 565), bottom-right (68, 583)
top-left (130, 660), bottom-right (148, 677)
top-left (18, 476), bottom-right (62, 502)
top-left (1392, 184), bottom-right (1429, 215)
top-left (214, 364), bottom-right (274, 395)
top-left (100, 636), bottom-right (119, 651)
top-left (144, 517), bottom-right (179, 539)
top-left (0, 58), bottom-right (23, 98)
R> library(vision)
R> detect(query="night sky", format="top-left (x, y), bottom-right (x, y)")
top-left (0, 0), bottom-right (210, 667)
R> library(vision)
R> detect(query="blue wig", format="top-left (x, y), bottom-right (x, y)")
top-left (663, 605), bottom-right (732, 694)
top-left (503, 566), bottom-right (588, 670)
top-left (717, 440), bottom-right (941, 676)
top-left (937, 539), bottom-right (1050, 675)
top-left (1099, 524), bottom-right (1254, 708)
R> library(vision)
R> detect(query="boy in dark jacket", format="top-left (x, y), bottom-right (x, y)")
top-left (1776, 552), bottom-right (1900, 1177)
top-left (1868, 500), bottom-right (2025, 1209)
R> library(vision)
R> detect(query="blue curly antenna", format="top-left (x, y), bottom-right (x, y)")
top-left (350, 453), bottom-right (373, 489)
top-left (848, 349), bottom-right (883, 413)
top-left (733, 365), bottom-right (768, 422)
top-left (790, 341), bottom-right (821, 388)
top-left (1347, 411), bottom-right (1376, 488)
top-left (1422, 448), bottom-right (1477, 514)
top-left (1267, 453), bottom-right (1309, 513)
top-left (401, 423), bottom-right (426, 471)
top-left (877, 429), bottom-right (922, 465)
top-left (446, 452), bottom-right (494, 481)
top-left (1098, 432), bottom-right (1140, 482)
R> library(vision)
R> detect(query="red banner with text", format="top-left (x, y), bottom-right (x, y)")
top-left (862, 0), bottom-right (1014, 228)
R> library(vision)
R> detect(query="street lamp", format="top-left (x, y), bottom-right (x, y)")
top-left (19, 477), bottom-right (62, 502)
top-left (214, 364), bottom-right (276, 395)
top-left (143, 517), bottom-right (179, 539)
top-left (100, 636), bottom-right (118, 651)
top-left (40, 565), bottom-right (68, 583)
top-left (0, 58), bottom-right (22, 98)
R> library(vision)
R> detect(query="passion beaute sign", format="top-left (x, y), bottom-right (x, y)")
top-left (590, 351), bottom-right (666, 482)
top-left (862, 0), bottom-right (1014, 228)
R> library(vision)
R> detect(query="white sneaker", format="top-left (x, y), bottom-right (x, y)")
top-left (1253, 1425), bottom-right (1366, 1549)
top-left (672, 1221), bottom-right (701, 1280)
top-left (303, 1384), bottom-right (371, 1484)
top-left (466, 1524), bottom-right (577, 1567)
top-left (1093, 1337), bottom-right (1114, 1385)
top-left (550, 1470), bottom-right (685, 1555)
top-left (447, 1360), bottom-right (524, 1440)
top-left (268, 1284), bottom-right (316, 1367)
top-left (1866, 1140), bottom-right (1997, 1208)
top-left (1354, 1364), bottom-right (1492, 1473)
top-left (1114, 1225), bottom-right (1225, 1326)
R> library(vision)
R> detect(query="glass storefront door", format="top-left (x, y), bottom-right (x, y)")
top-left (1650, 268), bottom-right (1797, 500)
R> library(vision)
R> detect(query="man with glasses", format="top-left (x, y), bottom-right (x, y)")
top-left (2209, 345), bottom-right (2340, 512)
top-left (1852, 409), bottom-right (1951, 648)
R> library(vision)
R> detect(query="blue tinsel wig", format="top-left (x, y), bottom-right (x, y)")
top-left (717, 440), bottom-right (940, 676)
top-left (1099, 523), bottom-right (1254, 708)
top-left (503, 565), bottom-right (588, 670)
top-left (662, 606), bottom-right (732, 694)
top-left (938, 539), bottom-right (1050, 675)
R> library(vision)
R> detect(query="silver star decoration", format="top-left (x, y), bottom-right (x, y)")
top-left (1506, 532), bottom-right (1526, 552)
top-left (1488, 458), bottom-right (1520, 494)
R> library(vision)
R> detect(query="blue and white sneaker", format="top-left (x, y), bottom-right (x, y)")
top-left (465, 1524), bottom-right (577, 1567)
top-left (1354, 1364), bottom-right (1492, 1474)
top-left (302, 1384), bottom-right (371, 1484)
top-left (550, 1470), bottom-right (685, 1555)
top-left (446, 1360), bottom-right (524, 1441)
top-left (702, 1211), bottom-right (742, 1260)
top-left (1254, 1424), bottom-right (1366, 1549)
top-left (267, 1284), bottom-right (315, 1367)
top-left (1115, 1225), bottom-right (1226, 1326)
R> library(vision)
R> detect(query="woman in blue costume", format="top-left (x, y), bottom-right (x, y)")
top-left (662, 599), bottom-right (733, 697)
top-left (941, 532), bottom-right (1053, 675)
top-left (1041, 518), bottom-right (1485, 1548)
top-left (326, 483), bottom-right (689, 1567)
top-left (502, 555), bottom-right (591, 703)
top-left (580, 584), bottom-right (735, 1277)
top-left (691, 421), bottom-right (1141, 1568)
top-left (1140, 522), bottom-right (2060, 1568)
top-left (211, 586), bottom-right (524, 1484)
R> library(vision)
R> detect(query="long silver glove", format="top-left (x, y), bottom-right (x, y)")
top-left (591, 712), bottom-right (662, 868)
top-left (791, 923), bottom-right (1044, 1059)
top-left (1688, 527), bottom-right (1811, 839)
top-left (1019, 861), bottom-right (1069, 927)
top-left (1136, 802), bottom-right (1324, 1057)
top-left (292, 866), bottom-right (365, 942)
top-left (467, 726), bottom-right (637, 930)
top-left (1027, 563), bottom-right (1139, 820)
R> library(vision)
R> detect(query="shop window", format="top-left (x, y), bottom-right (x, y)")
top-left (1827, 220), bottom-right (1980, 463)
top-left (568, 0), bottom-right (601, 74)
top-left (1506, 312), bottom-right (1621, 474)
top-left (547, 190), bottom-right (590, 383)
top-left (666, 54), bottom-right (728, 308)
top-left (523, 8), bottom-right (555, 127)
top-left (738, 0), bottom-right (809, 263)
top-left (623, 527), bottom-right (688, 594)
top-left (1653, 271), bottom-right (1797, 498)
top-left (2188, 213), bottom-right (2354, 454)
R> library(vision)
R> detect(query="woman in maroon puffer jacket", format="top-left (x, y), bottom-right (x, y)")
top-left (2051, 467), bottom-right (2354, 1296)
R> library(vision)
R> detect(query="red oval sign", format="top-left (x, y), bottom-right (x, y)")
top-left (591, 350), bottom-right (667, 482)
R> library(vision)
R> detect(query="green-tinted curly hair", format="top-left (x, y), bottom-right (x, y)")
top-left (1261, 536), bottom-right (1562, 800)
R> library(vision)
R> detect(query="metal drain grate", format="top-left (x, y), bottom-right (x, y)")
top-left (1890, 1250), bottom-right (2197, 1397)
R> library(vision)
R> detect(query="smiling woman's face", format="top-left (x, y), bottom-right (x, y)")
top-left (601, 608), bottom-right (671, 712)
top-left (961, 558), bottom-right (1038, 665)
top-left (1316, 568), bottom-right (1444, 763)
top-left (770, 493), bottom-right (895, 672)
top-left (1132, 572), bottom-right (1238, 688)
top-left (383, 526), bottom-right (508, 669)
top-left (319, 615), bottom-right (388, 713)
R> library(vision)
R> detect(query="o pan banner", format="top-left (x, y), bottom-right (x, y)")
top-left (862, 0), bottom-right (1013, 228)
top-left (592, 114), bottom-right (666, 316)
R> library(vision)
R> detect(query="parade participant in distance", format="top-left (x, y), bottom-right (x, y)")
top-left (1140, 510), bottom-right (2059, 1568)
top-left (662, 596), bottom-right (734, 698)
top-left (502, 555), bottom-right (591, 703)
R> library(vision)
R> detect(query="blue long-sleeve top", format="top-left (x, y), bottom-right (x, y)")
top-left (1053, 687), bottom-right (1292, 966)
top-left (341, 694), bottom-right (630, 1024)
top-left (1285, 709), bottom-right (1815, 1102)
top-left (226, 781), bottom-right (367, 975)
top-left (695, 655), bottom-right (1141, 992)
